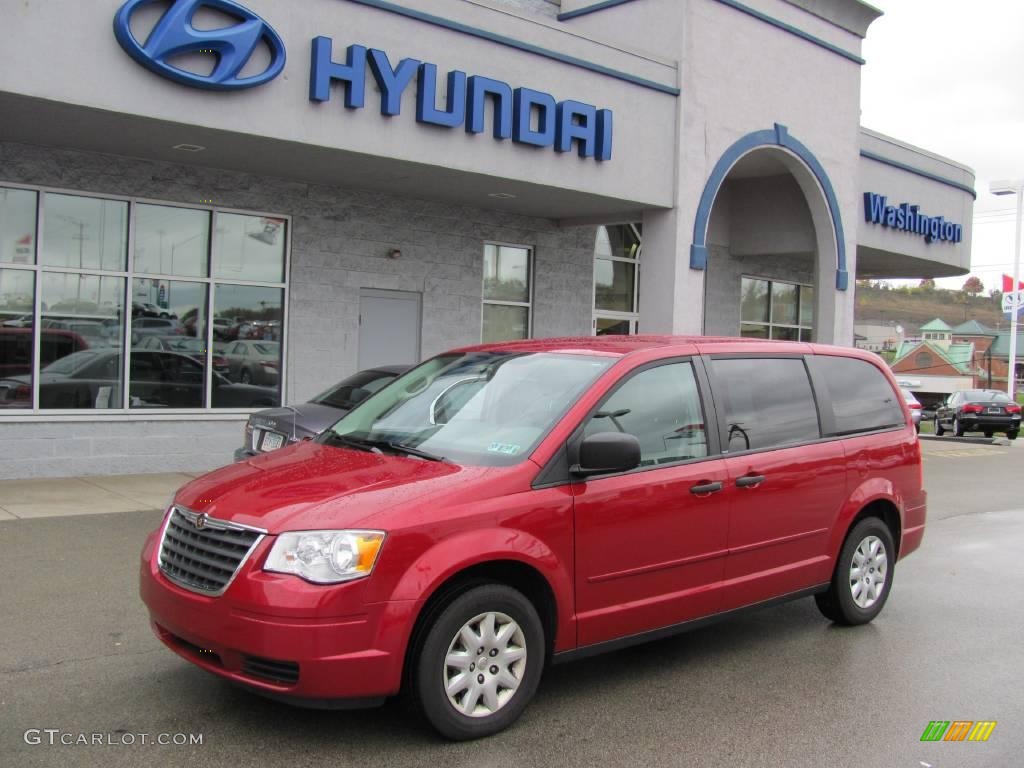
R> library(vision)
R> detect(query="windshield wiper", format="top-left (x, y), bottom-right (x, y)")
top-left (382, 441), bottom-right (447, 462)
top-left (322, 433), bottom-right (446, 462)
top-left (321, 433), bottom-right (383, 453)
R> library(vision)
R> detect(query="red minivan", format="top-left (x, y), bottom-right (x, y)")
top-left (140, 336), bottom-right (926, 739)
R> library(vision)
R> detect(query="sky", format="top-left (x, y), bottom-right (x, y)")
top-left (859, 0), bottom-right (1024, 293)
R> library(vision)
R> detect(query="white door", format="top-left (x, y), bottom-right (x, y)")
top-left (358, 289), bottom-right (421, 370)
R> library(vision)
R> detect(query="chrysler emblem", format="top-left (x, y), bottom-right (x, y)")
top-left (194, 513), bottom-right (208, 530)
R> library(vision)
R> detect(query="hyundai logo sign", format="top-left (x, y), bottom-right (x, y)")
top-left (112, 1), bottom-right (612, 160)
top-left (113, 0), bottom-right (286, 91)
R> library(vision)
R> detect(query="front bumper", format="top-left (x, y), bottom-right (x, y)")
top-left (139, 529), bottom-right (416, 704)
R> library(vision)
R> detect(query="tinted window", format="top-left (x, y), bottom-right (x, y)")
top-left (961, 390), bottom-right (1012, 403)
top-left (584, 362), bottom-right (708, 466)
top-left (810, 356), bottom-right (903, 435)
top-left (711, 357), bottom-right (820, 451)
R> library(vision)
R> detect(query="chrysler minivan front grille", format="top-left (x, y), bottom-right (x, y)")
top-left (158, 507), bottom-right (264, 595)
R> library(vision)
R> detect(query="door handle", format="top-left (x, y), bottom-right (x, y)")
top-left (735, 474), bottom-right (766, 488)
top-left (690, 481), bottom-right (724, 495)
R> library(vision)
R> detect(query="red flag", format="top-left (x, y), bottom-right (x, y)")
top-left (1003, 274), bottom-right (1024, 293)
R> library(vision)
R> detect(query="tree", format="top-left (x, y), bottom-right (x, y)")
top-left (919, 278), bottom-right (936, 291)
top-left (963, 276), bottom-right (984, 296)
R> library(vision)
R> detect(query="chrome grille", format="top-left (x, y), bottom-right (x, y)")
top-left (158, 507), bottom-right (264, 596)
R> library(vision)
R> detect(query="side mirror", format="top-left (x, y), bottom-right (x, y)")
top-left (572, 432), bottom-right (641, 477)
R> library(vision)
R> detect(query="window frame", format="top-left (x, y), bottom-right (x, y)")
top-left (592, 222), bottom-right (642, 335)
top-left (481, 241), bottom-right (534, 342)
top-left (701, 352), bottom-right (906, 459)
top-left (805, 353), bottom-right (907, 437)
top-left (0, 180), bottom-right (290, 420)
top-left (739, 275), bottom-right (815, 342)
top-left (547, 356), bottom-right (722, 486)
top-left (704, 353), bottom-right (824, 455)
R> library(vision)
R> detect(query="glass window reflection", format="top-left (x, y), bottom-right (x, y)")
top-left (130, 279), bottom-right (209, 409)
top-left (0, 187), bottom-right (37, 265)
top-left (134, 204), bottom-right (210, 277)
top-left (213, 213), bottom-right (286, 283)
top-left (213, 284), bottom-right (282, 407)
top-left (482, 304), bottom-right (529, 343)
top-left (42, 194), bottom-right (127, 271)
top-left (594, 259), bottom-right (635, 313)
top-left (483, 245), bottom-right (531, 303)
top-left (0, 269), bottom-right (36, 408)
top-left (39, 272), bottom-right (125, 409)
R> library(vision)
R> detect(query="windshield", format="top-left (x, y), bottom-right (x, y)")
top-left (313, 370), bottom-right (399, 409)
top-left (324, 351), bottom-right (614, 466)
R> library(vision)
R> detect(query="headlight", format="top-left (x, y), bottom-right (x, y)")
top-left (264, 530), bottom-right (385, 584)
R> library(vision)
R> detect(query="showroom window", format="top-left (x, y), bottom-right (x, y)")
top-left (0, 184), bottom-right (288, 413)
top-left (740, 276), bottom-right (814, 341)
top-left (482, 243), bottom-right (533, 342)
top-left (593, 223), bottom-right (641, 335)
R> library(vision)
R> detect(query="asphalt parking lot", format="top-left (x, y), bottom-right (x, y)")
top-left (2, 439), bottom-right (1022, 768)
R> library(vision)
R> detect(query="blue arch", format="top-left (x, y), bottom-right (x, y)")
top-left (689, 123), bottom-right (848, 291)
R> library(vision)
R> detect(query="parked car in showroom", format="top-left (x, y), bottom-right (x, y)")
top-left (901, 389), bottom-right (922, 433)
top-left (236, 365), bottom-right (410, 460)
top-left (934, 389), bottom-right (1021, 439)
top-left (0, 349), bottom-right (278, 409)
top-left (222, 340), bottom-right (280, 385)
top-left (135, 335), bottom-right (230, 376)
top-left (141, 336), bottom-right (925, 740)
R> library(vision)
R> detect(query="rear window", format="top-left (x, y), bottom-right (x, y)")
top-left (709, 357), bottom-right (820, 452)
top-left (961, 390), bottom-right (1012, 403)
top-left (810, 356), bottom-right (904, 435)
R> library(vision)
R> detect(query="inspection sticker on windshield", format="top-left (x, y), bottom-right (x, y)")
top-left (487, 442), bottom-right (521, 455)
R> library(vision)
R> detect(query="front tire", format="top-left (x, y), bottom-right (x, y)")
top-left (815, 517), bottom-right (895, 626)
top-left (414, 584), bottom-right (544, 741)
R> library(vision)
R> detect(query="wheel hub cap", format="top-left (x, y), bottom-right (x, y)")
top-left (849, 535), bottom-right (888, 609)
top-left (443, 611), bottom-right (527, 718)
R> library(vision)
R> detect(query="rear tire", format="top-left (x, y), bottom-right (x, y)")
top-left (414, 584), bottom-right (544, 741)
top-left (934, 416), bottom-right (945, 436)
top-left (815, 517), bottom-right (895, 626)
top-left (954, 417), bottom-right (965, 437)
top-left (984, 431), bottom-right (993, 438)
top-left (1008, 430), bottom-right (1019, 441)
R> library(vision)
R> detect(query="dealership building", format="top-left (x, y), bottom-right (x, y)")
top-left (0, 0), bottom-right (975, 478)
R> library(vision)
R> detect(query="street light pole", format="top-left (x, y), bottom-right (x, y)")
top-left (990, 180), bottom-right (1024, 399)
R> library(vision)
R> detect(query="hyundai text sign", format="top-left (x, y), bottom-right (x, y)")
top-left (113, 0), bottom-right (286, 91)
top-left (864, 193), bottom-right (963, 244)
top-left (112, 1), bottom-right (614, 161)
